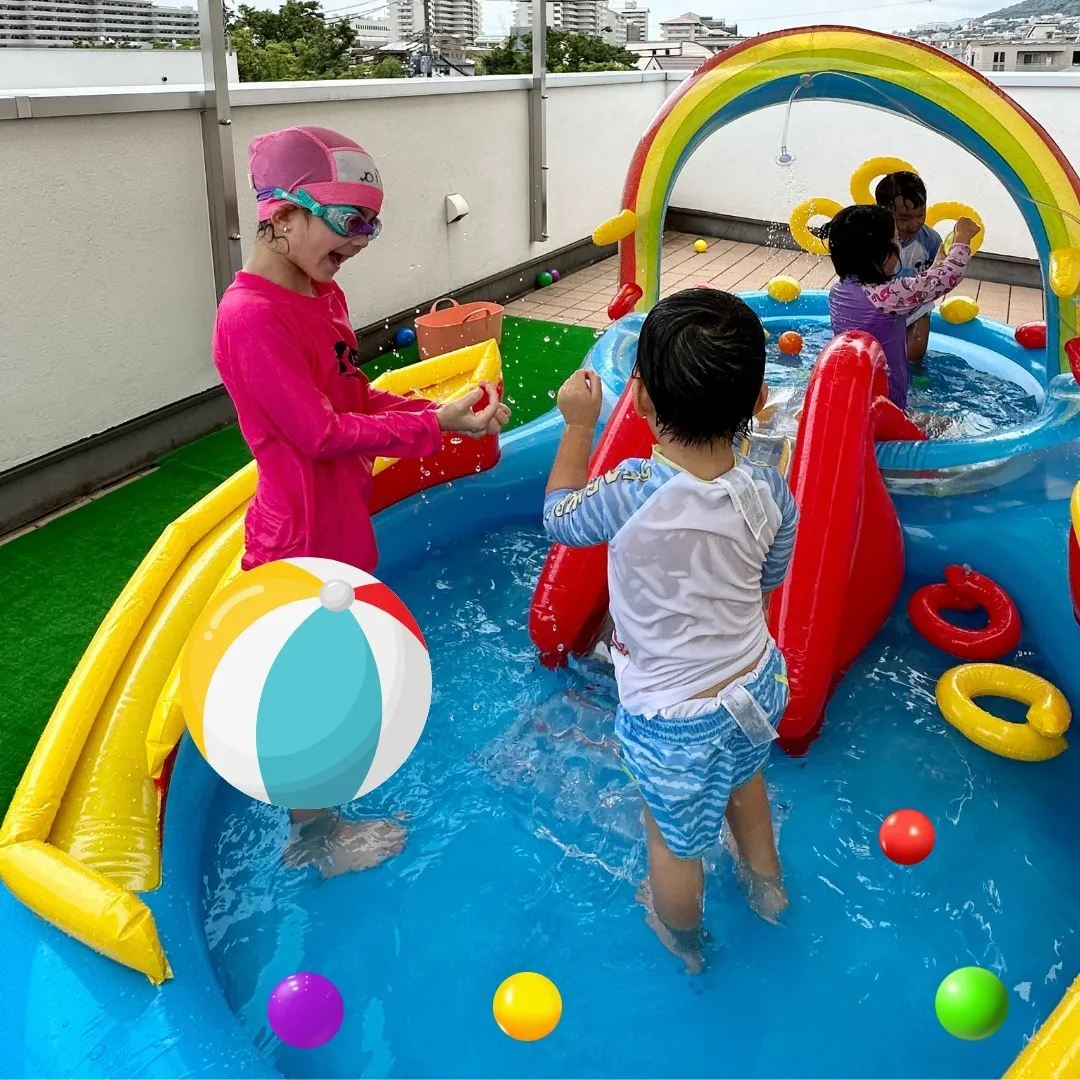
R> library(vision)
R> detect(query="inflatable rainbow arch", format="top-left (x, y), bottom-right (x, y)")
top-left (599, 26), bottom-right (1080, 377)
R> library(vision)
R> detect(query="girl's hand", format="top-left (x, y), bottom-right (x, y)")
top-left (953, 217), bottom-right (980, 246)
top-left (557, 370), bottom-right (603, 429)
top-left (436, 382), bottom-right (510, 440)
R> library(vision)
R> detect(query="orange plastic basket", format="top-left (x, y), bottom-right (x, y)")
top-left (414, 298), bottom-right (503, 360)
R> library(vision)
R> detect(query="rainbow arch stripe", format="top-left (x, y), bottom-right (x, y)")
top-left (616, 25), bottom-right (1080, 374)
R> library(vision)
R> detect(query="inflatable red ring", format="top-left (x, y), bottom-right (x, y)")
top-left (908, 565), bottom-right (1021, 661)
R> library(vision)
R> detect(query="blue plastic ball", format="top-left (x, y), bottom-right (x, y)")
top-left (394, 326), bottom-right (416, 349)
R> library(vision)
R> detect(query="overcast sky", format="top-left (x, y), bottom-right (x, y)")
top-left (483, 0), bottom-right (996, 37)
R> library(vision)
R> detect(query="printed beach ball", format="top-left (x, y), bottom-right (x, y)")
top-left (180, 558), bottom-right (431, 809)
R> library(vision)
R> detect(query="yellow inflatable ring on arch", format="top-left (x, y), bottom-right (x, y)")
top-left (789, 198), bottom-right (844, 256)
top-left (850, 157), bottom-right (917, 205)
top-left (926, 201), bottom-right (985, 255)
top-left (936, 663), bottom-right (1070, 762)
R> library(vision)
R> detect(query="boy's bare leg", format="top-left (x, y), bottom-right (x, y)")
top-left (907, 315), bottom-right (931, 365)
top-left (725, 772), bottom-right (788, 923)
top-left (643, 805), bottom-right (703, 930)
top-left (634, 804), bottom-right (706, 972)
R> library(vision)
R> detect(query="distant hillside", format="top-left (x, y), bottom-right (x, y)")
top-left (981, 0), bottom-right (1080, 19)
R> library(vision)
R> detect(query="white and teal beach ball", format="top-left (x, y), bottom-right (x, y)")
top-left (181, 557), bottom-right (431, 809)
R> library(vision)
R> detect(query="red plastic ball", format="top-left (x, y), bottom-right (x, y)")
top-left (879, 809), bottom-right (935, 865)
top-left (778, 331), bottom-right (803, 356)
top-left (1014, 321), bottom-right (1047, 350)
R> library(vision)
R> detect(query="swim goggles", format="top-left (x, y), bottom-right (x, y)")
top-left (268, 187), bottom-right (382, 240)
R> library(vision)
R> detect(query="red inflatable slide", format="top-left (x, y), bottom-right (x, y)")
top-left (528, 330), bottom-right (925, 752)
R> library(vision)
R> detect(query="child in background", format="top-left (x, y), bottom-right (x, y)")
top-left (213, 125), bottom-right (510, 878)
top-left (543, 289), bottom-right (797, 972)
top-left (875, 171), bottom-right (943, 364)
top-left (824, 204), bottom-right (978, 412)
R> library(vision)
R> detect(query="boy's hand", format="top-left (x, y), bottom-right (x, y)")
top-left (557, 370), bottom-right (603, 429)
top-left (953, 217), bottom-right (980, 246)
top-left (436, 382), bottom-right (510, 440)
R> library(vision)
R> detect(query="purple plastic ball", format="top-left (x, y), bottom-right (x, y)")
top-left (267, 973), bottom-right (344, 1049)
top-left (549, 268), bottom-right (560, 282)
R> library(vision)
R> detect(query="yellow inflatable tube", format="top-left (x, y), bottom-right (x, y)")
top-left (789, 198), bottom-right (843, 256)
top-left (1006, 973), bottom-right (1080, 1077)
top-left (0, 339), bottom-right (504, 984)
top-left (850, 157), bottom-right (918, 205)
top-left (926, 201), bottom-right (985, 255)
top-left (936, 664), bottom-right (1070, 762)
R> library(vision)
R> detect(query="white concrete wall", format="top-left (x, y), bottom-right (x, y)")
top-left (671, 73), bottom-right (1080, 263)
top-left (0, 48), bottom-right (239, 90)
top-left (0, 70), bottom-right (1077, 472)
top-left (0, 108), bottom-right (218, 470)
top-left (0, 73), bottom-right (668, 471)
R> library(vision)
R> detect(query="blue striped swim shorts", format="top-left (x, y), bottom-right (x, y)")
top-left (615, 644), bottom-right (789, 860)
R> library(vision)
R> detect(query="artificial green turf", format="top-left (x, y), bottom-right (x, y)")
top-left (364, 315), bottom-right (599, 430)
top-left (0, 317), bottom-right (595, 814)
top-left (0, 426), bottom-right (254, 815)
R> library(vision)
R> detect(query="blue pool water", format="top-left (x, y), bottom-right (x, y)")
top-left (202, 524), bottom-right (1079, 1079)
top-left (764, 323), bottom-right (1040, 436)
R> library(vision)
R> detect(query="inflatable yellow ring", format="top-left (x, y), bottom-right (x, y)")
top-left (789, 198), bottom-right (844, 256)
top-left (850, 157), bottom-right (917, 205)
top-left (936, 663), bottom-right (1070, 762)
top-left (926, 201), bottom-right (985, 255)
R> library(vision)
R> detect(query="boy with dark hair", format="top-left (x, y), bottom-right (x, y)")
top-left (875, 170), bottom-right (943, 363)
top-left (542, 288), bottom-right (798, 970)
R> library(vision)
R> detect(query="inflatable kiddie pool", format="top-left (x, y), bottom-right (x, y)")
top-left (5, 23), bottom-right (1080, 1080)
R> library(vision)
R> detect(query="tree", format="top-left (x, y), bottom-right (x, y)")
top-left (477, 29), bottom-right (638, 75)
top-left (371, 57), bottom-right (406, 78)
top-left (229, 0), bottom-right (360, 82)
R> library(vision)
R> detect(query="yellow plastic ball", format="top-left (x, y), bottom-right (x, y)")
top-left (766, 275), bottom-right (801, 303)
top-left (693, 239), bottom-right (708, 253)
top-left (493, 972), bottom-right (562, 1041)
top-left (940, 296), bottom-right (979, 325)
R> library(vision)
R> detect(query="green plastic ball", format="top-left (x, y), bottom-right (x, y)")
top-left (935, 967), bottom-right (1009, 1040)
top-left (536, 271), bottom-right (554, 288)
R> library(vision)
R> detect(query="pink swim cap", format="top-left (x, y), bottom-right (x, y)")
top-left (248, 126), bottom-right (384, 221)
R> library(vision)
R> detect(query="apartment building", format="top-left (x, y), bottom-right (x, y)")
top-left (621, 0), bottom-right (646, 42)
top-left (513, 0), bottom-right (627, 44)
top-left (388, 0), bottom-right (480, 44)
top-left (966, 39), bottom-right (1080, 71)
top-left (659, 11), bottom-right (736, 42)
top-left (350, 14), bottom-right (391, 47)
top-left (0, 0), bottom-right (198, 47)
top-left (910, 16), bottom-right (1080, 72)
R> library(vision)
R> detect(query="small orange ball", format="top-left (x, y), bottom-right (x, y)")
top-left (778, 331), bottom-right (803, 356)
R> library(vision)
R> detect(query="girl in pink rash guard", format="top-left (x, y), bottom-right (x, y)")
top-left (213, 126), bottom-right (510, 877)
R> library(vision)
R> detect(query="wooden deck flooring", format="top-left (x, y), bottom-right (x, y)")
top-left (505, 231), bottom-right (1044, 330)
